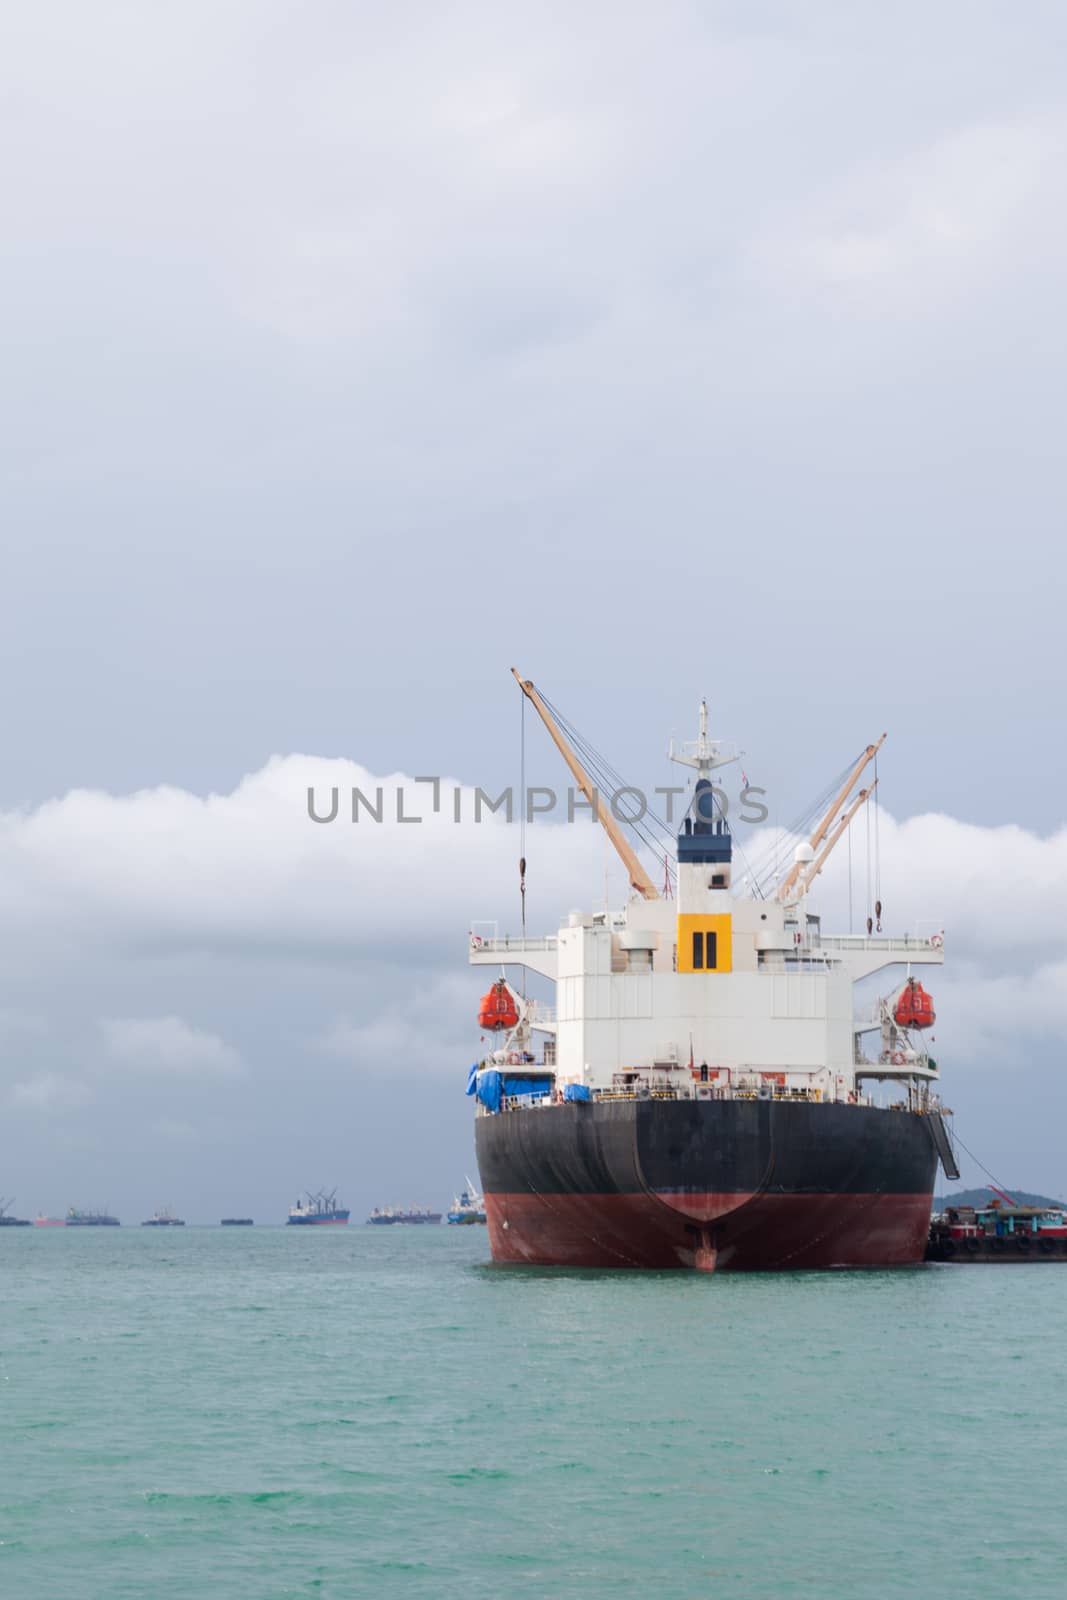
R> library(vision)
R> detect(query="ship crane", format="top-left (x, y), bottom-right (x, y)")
top-left (798, 780), bottom-right (878, 896)
top-left (511, 668), bottom-right (661, 900)
top-left (777, 734), bottom-right (886, 904)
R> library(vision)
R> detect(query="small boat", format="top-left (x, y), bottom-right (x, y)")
top-left (446, 1181), bottom-right (487, 1225)
top-left (141, 1207), bottom-right (185, 1227)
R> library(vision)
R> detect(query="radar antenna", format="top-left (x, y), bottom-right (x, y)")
top-left (669, 699), bottom-right (742, 780)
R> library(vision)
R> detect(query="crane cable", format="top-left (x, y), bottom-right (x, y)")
top-left (519, 689), bottom-right (527, 998)
top-left (865, 788), bottom-right (872, 931)
top-left (536, 690), bottom-right (679, 884)
top-left (873, 752), bottom-right (882, 928)
top-left (540, 692), bottom-right (677, 850)
top-left (848, 817), bottom-right (854, 934)
top-left (747, 757), bottom-right (862, 897)
top-left (541, 689), bottom-right (774, 901)
top-left (950, 1127), bottom-right (1016, 1201)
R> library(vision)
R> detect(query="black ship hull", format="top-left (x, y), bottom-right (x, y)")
top-left (476, 1098), bottom-right (940, 1271)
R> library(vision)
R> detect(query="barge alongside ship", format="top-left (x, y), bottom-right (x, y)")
top-left (927, 1190), bottom-right (1067, 1262)
top-left (468, 673), bottom-right (958, 1272)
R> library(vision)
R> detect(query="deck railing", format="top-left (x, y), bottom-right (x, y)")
top-left (469, 935), bottom-right (558, 954)
top-left (819, 934), bottom-right (943, 955)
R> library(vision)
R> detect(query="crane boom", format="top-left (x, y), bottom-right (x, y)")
top-left (799, 780), bottom-right (878, 895)
top-left (777, 733), bottom-right (886, 902)
top-left (511, 668), bottom-right (661, 901)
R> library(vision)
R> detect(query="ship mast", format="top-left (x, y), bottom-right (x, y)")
top-left (668, 698), bottom-right (741, 785)
top-left (511, 668), bottom-right (660, 901)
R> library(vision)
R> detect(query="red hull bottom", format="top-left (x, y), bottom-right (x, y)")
top-left (485, 1192), bottom-right (932, 1270)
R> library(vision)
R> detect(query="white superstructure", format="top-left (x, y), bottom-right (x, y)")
top-left (471, 691), bottom-right (944, 1109)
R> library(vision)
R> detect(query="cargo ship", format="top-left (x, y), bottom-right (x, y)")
top-left (34, 1214), bottom-right (65, 1227)
top-left (0, 1199), bottom-right (30, 1227)
top-left (287, 1189), bottom-right (349, 1225)
top-left (927, 1188), bottom-right (1067, 1262)
top-left (467, 672), bottom-right (958, 1272)
top-left (141, 1208), bottom-right (185, 1227)
top-left (220, 1217), bottom-right (254, 1226)
top-left (367, 1205), bottom-right (443, 1224)
top-left (64, 1207), bottom-right (120, 1227)
top-left (446, 1183), bottom-right (487, 1225)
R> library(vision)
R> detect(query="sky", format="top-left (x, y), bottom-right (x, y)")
top-left (2, 2), bottom-right (1066, 1219)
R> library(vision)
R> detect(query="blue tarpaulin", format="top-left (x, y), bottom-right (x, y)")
top-left (475, 1070), bottom-right (503, 1113)
top-left (502, 1077), bottom-right (553, 1100)
top-left (465, 1062), bottom-right (479, 1097)
top-left (562, 1083), bottom-right (591, 1102)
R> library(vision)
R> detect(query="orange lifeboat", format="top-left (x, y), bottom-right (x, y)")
top-left (478, 979), bottom-right (519, 1032)
top-left (893, 979), bottom-right (935, 1030)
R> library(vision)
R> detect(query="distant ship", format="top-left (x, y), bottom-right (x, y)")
top-left (446, 1182), bottom-right (487, 1225)
top-left (34, 1214), bottom-right (65, 1227)
top-left (287, 1188), bottom-right (349, 1225)
top-left (220, 1217), bottom-right (254, 1226)
top-left (0, 1198), bottom-right (30, 1228)
top-left (141, 1208), bottom-right (185, 1227)
top-left (65, 1207), bottom-right (120, 1227)
top-left (367, 1205), bottom-right (442, 1225)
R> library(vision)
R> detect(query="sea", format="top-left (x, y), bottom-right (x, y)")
top-left (3, 1225), bottom-right (1065, 1600)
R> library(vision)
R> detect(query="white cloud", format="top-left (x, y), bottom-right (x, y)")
top-left (2, 760), bottom-right (1066, 983)
top-left (806, 809), bottom-right (1067, 967)
top-left (99, 1016), bottom-right (243, 1077)
top-left (0, 757), bottom-right (606, 965)
top-left (929, 961), bottom-right (1067, 1064)
top-left (817, 122), bottom-right (1056, 275)
top-left (10, 1072), bottom-right (90, 1112)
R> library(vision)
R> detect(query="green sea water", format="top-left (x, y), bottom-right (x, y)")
top-left (3, 1226), bottom-right (1065, 1599)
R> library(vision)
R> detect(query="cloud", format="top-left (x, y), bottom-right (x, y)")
top-left (0, 757), bottom-right (606, 966)
top-left (929, 961), bottom-right (1067, 1064)
top-left (2, 759), bottom-right (1066, 985)
top-left (10, 1072), bottom-right (90, 1112)
top-left (99, 1016), bottom-right (243, 1077)
top-left (3, 3), bottom-right (1066, 1208)
top-left (785, 120), bottom-right (1063, 292)
top-left (752, 807), bottom-right (1067, 973)
top-left (1, 754), bottom-right (1065, 1201)
top-left (149, 1117), bottom-right (202, 1142)
top-left (320, 976), bottom-right (478, 1072)
top-left (0, 1008), bottom-right (46, 1038)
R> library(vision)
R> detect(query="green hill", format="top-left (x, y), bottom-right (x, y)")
top-left (934, 1187), bottom-right (1065, 1211)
